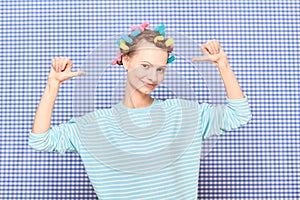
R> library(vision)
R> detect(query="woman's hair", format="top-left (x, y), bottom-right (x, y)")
top-left (117, 29), bottom-right (174, 65)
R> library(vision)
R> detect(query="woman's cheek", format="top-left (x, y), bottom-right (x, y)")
top-left (158, 74), bottom-right (165, 83)
top-left (136, 71), bottom-right (148, 80)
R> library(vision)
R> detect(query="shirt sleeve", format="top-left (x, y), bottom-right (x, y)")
top-left (200, 95), bottom-right (252, 140)
top-left (28, 117), bottom-right (81, 155)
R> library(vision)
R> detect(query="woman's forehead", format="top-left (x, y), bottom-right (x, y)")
top-left (133, 51), bottom-right (168, 66)
top-left (134, 46), bottom-right (168, 57)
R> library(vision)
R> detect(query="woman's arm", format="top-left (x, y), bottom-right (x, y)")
top-left (31, 57), bottom-right (85, 134)
top-left (192, 40), bottom-right (251, 139)
top-left (192, 40), bottom-right (244, 99)
top-left (31, 79), bottom-right (60, 134)
top-left (217, 61), bottom-right (244, 99)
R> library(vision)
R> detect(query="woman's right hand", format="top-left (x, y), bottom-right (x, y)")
top-left (48, 57), bottom-right (85, 85)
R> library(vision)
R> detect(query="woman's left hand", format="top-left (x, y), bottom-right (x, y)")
top-left (191, 40), bottom-right (229, 69)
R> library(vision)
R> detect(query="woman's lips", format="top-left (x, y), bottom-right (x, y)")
top-left (143, 82), bottom-right (156, 88)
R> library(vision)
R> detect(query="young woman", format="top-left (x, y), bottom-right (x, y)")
top-left (29, 22), bottom-right (251, 199)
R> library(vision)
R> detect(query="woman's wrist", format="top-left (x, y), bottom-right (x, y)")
top-left (217, 60), bottom-right (230, 72)
top-left (47, 77), bottom-right (61, 91)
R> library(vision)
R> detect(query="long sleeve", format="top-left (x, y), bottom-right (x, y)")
top-left (200, 95), bottom-right (252, 140)
top-left (28, 117), bottom-right (81, 155)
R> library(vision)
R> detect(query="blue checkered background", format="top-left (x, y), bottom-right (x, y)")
top-left (1, 1), bottom-right (299, 199)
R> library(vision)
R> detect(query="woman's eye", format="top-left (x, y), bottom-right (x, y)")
top-left (157, 68), bottom-right (165, 72)
top-left (142, 64), bottom-right (149, 69)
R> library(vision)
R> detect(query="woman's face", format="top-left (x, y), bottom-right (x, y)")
top-left (123, 43), bottom-right (168, 95)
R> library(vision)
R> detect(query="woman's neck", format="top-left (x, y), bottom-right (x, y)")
top-left (122, 92), bottom-right (154, 109)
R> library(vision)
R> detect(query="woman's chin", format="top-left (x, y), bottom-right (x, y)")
top-left (138, 86), bottom-right (154, 95)
top-left (134, 83), bottom-right (158, 95)
top-left (141, 88), bottom-right (152, 94)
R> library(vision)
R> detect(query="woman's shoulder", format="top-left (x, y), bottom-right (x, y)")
top-left (70, 107), bottom-right (115, 125)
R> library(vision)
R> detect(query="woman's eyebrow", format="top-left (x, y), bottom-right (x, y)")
top-left (141, 61), bottom-right (167, 68)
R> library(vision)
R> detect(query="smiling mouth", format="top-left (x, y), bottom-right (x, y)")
top-left (142, 82), bottom-right (157, 89)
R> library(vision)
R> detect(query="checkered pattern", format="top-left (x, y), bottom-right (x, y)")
top-left (1, 1), bottom-right (299, 199)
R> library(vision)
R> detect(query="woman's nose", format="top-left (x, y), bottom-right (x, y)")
top-left (147, 68), bottom-right (158, 83)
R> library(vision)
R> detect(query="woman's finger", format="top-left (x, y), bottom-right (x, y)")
top-left (61, 57), bottom-right (69, 71)
top-left (212, 40), bottom-right (219, 54)
top-left (59, 57), bottom-right (64, 72)
top-left (201, 45), bottom-right (210, 55)
top-left (57, 57), bottom-right (60, 72)
top-left (51, 58), bottom-right (56, 72)
top-left (191, 56), bottom-right (210, 62)
top-left (54, 59), bottom-right (59, 72)
top-left (61, 70), bottom-right (86, 81)
top-left (70, 70), bottom-right (86, 78)
top-left (65, 58), bottom-right (73, 71)
top-left (210, 41), bottom-right (216, 54)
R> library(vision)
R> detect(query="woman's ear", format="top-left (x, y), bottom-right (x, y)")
top-left (122, 55), bottom-right (129, 71)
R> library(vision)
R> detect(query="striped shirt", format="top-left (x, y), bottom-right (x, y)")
top-left (29, 96), bottom-right (251, 200)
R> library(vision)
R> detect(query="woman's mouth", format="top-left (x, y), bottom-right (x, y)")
top-left (143, 82), bottom-right (156, 89)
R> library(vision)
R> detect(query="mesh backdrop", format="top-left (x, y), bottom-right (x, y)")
top-left (1, 1), bottom-right (299, 199)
